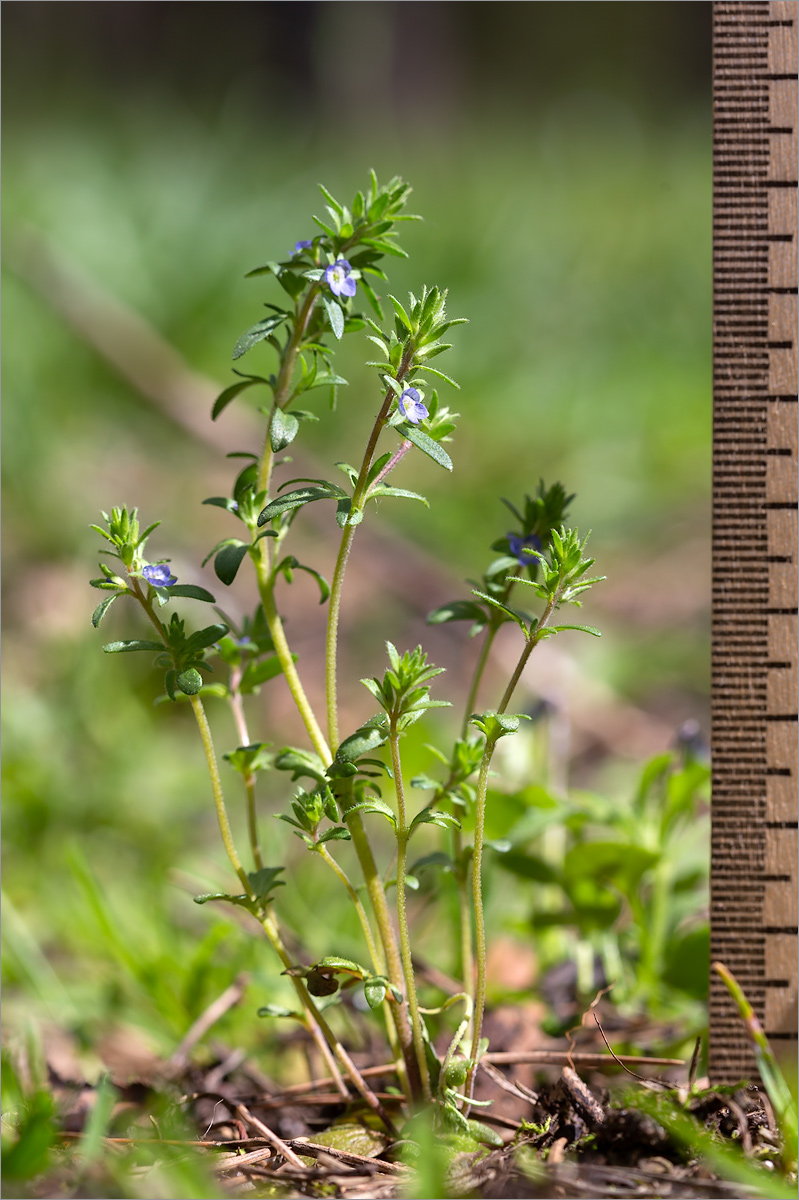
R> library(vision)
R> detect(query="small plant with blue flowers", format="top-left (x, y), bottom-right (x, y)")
top-left (89, 173), bottom-right (603, 1141)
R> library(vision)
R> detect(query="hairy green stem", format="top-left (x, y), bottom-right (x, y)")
top-left (464, 736), bottom-right (497, 1108)
top-left (345, 810), bottom-right (422, 1102)
top-left (464, 593), bottom-right (560, 1112)
top-left (189, 695), bottom-right (250, 893)
top-left (325, 519), bottom-right (357, 750)
top-left (450, 619), bottom-right (504, 1008)
top-left (390, 728), bottom-right (432, 1102)
top-left (454, 835), bottom-right (475, 1006)
top-left (228, 666), bottom-right (263, 871)
top-left (316, 843), bottom-right (407, 1096)
top-left (255, 564), bottom-right (331, 763)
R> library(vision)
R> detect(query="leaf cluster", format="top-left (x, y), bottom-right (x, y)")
top-left (361, 642), bottom-right (451, 733)
top-left (469, 525), bottom-right (603, 641)
top-left (277, 785), bottom-right (351, 850)
top-left (428, 483), bottom-right (578, 638)
top-left (194, 866), bottom-right (285, 919)
top-left (366, 284), bottom-right (467, 389)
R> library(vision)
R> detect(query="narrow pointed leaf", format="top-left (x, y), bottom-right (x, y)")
top-left (92, 595), bottom-right (119, 628)
top-left (322, 295), bottom-right (344, 340)
top-left (270, 409), bottom-right (300, 452)
top-left (398, 423), bottom-right (453, 471)
top-left (212, 375), bottom-right (267, 420)
top-left (167, 584), bottom-right (217, 603)
top-left (103, 639), bottom-right (164, 653)
top-left (232, 315), bottom-right (288, 361)
top-left (214, 542), bottom-right (250, 585)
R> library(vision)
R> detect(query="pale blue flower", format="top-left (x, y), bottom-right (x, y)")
top-left (398, 387), bottom-right (428, 425)
top-left (293, 240), bottom-right (313, 256)
top-left (324, 258), bottom-right (357, 298)
top-left (142, 563), bottom-right (177, 587)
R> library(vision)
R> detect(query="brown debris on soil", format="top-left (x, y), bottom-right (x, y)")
top-left (41, 1035), bottom-right (791, 1200)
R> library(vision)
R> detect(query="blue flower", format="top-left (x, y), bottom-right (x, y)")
top-left (293, 240), bottom-right (313, 256)
top-left (398, 387), bottom-right (428, 425)
top-left (142, 563), bottom-right (177, 587)
top-left (507, 533), bottom-right (542, 565)
top-left (324, 258), bottom-right (357, 298)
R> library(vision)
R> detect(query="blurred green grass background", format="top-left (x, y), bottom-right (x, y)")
top-left (2, 2), bottom-right (711, 1089)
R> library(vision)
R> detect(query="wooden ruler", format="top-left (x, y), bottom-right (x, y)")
top-left (711, 0), bottom-right (798, 1083)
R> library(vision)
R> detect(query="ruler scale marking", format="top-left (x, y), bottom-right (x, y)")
top-left (710, 0), bottom-right (798, 1082)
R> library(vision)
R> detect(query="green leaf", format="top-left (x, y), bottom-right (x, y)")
top-left (183, 623), bottom-right (229, 654)
top-left (495, 851), bottom-right (559, 884)
top-left (270, 409), bottom-right (300, 452)
top-left (323, 295), bottom-right (344, 340)
top-left (318, 183), bottom-right (344, 215)
top-left (277, 556), bottom-right (330, 603)
top-left (410, 774), bottom-right (441, 791)
top-left (212, 375), bottom-right (268, 420)
top-left (549, 624), bottom-right (602, 636)
top-left (471, 589), bottom-right (531, 632)
top-left (232, 315), bottom-right (288, 361)
top-left (368, 485), bottom-right (429, 507)
top-left (388, 294), bottom-right (413, 331)
top-left (223, 743), bottom-right (274, 774)
top-left (361, 237), bottom-right (408, 258)
top-left (257, 484), bottom-right (344, 525)
top-left (281, 270), bottom-right (309, 300)
top-left (240, 654), bottom-right (296, 692)
top-left (397, 423), bottom-right (453, 471)
top-left (312, 214), bottom-right (338, 238)
top-left (427, 599), bottom-right (487, 626)
top-left (419, 365), bottom-right (460, 388)
top-left (409, 809), bottom-right (461, 835)
top-left (176, 668), bottom-right (203, 695)
top-left (214, 542), bottom-right (250, 586)
top-left (410, 851), bottom-right (454, 875)
top-left (317, 826), bottom-right (352, 844)
top-left (334, 718), bottom-right (389, 764)
top-left (167, 584), bottom-right (216, 603)
top-left (102, 639), bottom-right (163, 653)
top-left (248, 866), bottom-right (286, 904)
top-left (91, 594), bottom-right (119, 627)
top-left (257, 1005), bottom-right (301, 1019)
top-left (470, 710), bottom-right (530, 741)
top-left (316, 955), bottom-right (367, 977)
top-left (345, 797), bottom-right (397, 829)
top-left (275, 747), bottom-right (328, 785)
top-left (364, 979), bottom-right (386, 1009)
top-left (359, 277), bottom-right (384, 319)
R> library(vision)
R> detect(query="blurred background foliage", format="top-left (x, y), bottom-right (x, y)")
top-left (2, 0), bottom-right (712, 1157)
